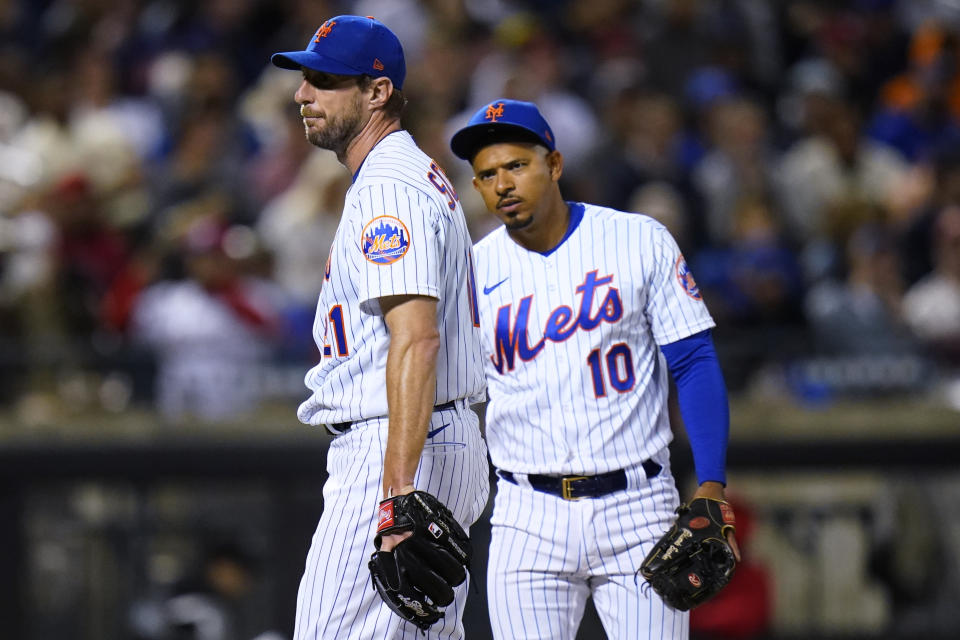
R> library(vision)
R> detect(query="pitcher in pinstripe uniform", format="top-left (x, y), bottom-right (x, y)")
top-left (450, 100), bottom-right (740, 639)
top-left (270, 16), bottom-right (489, 640)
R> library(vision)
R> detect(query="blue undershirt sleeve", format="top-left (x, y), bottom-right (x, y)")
top-left (659, 329), bottom-right (729, 486)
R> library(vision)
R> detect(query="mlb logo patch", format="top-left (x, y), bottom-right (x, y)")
top-left (362, 215), bottom-right (411, 265)
top-left (428, 522), bottom-right (443, 539)
top-left (675, 255), bottom-right (701, 300)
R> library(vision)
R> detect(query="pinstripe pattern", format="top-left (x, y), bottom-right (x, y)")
top-left (294, 404), bottom-right (490, 640)
top-left (473, 204), bottom-right (714, 475)
top-left (298, 132), bottom-right (485, 426)
top-left (474, 203), bottom-right (711, 638)
top-left (487, 473), bottom-right (686, 640)
top-left (292, 131), bottom-right (488, 638)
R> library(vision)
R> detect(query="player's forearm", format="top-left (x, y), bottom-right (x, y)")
top-left (382, 299), bottom-right (440, 498)
top-left (383, 333), bottom-right (439, 496)
top-left (661, 330), bottom-right (730, 485)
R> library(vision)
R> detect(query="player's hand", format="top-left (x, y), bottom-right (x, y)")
top-left (368, 490), bottom-right (472, 630)
top-left (639, 494), bottom-right (738, 610)
top-left (378, 532), bottom-right (410, 552)
top-left (692, 481), bottom-right (741, 562)
top-left (378, 483), bottom-right (416, 551)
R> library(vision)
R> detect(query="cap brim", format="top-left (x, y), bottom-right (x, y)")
top-left (450, 123), bottom-right (550, 161)
top-left (270, 50), bottom-right (364, 76)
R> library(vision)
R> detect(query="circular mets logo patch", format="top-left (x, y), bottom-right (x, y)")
top-left (675, 255), bottom-right (701, 300)
top-left (361, 216), bottom-right (410, 265)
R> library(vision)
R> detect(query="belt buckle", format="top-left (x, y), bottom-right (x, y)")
top-left (561, 476), bottom-right (587, 501)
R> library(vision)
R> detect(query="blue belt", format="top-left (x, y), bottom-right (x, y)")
top-left (326, 399), bottom-right (460, 436)
top-left (497, 460), bottom-right (661, 500)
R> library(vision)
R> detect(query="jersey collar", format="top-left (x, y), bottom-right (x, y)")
top-left (352, 130), bottom-right (406, 183)
top-left (538, 201), bottom-right (585, 257)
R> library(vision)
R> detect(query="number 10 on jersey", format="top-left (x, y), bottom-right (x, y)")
top-left (587, 343), bottom-right (635, 397)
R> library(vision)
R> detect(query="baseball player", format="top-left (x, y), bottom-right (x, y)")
top-left (450, 100), bottom-right (740, 639)
top-left (270, 16), bottom-right (489, 639)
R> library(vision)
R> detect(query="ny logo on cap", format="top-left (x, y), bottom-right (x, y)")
top-left (485, 102), bottom-right (505, 122)
top-left (314, 20), bottom-right (336, 41)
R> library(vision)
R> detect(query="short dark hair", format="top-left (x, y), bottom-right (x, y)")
top-left (358, 75), bottom-right (406, 119)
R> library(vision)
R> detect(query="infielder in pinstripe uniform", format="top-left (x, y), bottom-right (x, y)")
top-left (450, 100), bottom-right (740, 639)
top-left (270, 16), bottom-right (489, 639)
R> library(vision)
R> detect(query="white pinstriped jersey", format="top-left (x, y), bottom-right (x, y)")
top-left (297, 131), bottom-right (485, 426)
top-left (473, 202), bottom-right (715, 475)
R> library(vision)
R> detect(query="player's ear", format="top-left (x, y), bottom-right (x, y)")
top-left (546, 150), bottom-right (564, 181)
top-left (367, 76), bottom-right (394, 109)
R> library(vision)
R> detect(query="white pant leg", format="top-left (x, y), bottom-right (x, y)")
top-left (410, 405), bottom-right (490, 639)
top-left (587, 467), bottom-right (688, 640)
top-left (294, 405), bottom-right (489, 640)
top-left (487, 478), bottom-right (591, 640)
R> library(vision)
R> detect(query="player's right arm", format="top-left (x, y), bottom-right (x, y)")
top-left (376, 293), bottom-right (439, 552)
top-left (348, 179), bottom-right (444, 545)
top-left (379, 293), bottom-right (440, 500)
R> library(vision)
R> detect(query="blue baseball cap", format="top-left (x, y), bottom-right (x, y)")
top-left (271, 15), bottom-right (406, 90)
top-left (450, 99), bottom-right (556, 161)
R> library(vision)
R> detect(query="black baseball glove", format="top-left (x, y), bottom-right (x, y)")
top-left (639, 497), bottom-right (737, 611)
top-left (368, 491), bottom-right (472, 630)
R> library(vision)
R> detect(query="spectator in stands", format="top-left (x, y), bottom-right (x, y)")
top-left (693, 96), bottom-right (778, 247)
top-left (46, 172), bottom-right (132, 342)
top-left (254, 150), bottom-right (349, 359)
top-left (777, 57), bottom-right (846, 148)
top-left (640, 0), bottom-right (716, 101)
top-left (805, 223), bottom-right (917, 357)
top-left (870, 22), bottom-right (960, 162)
top-left (898, 145), bottom-right (960, 285)
top-left (592, 87), bottom-right (709, 247)
top-left (776, 98), bottom-right (908, 281)
top-left (903, 205), bottom-right (960, 365)
top-left (694, 195), bottom-right (804, 328)
top-left (129, 215), bottom-right (285, 422)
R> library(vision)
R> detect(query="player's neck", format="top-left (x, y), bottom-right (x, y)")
top-left (343, 113), bottom-right (403, 173)
top-left (510, 198), bottom-right (569, 254)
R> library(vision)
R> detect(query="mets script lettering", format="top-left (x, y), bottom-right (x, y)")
top-left (370, 234), bottom-right (402, 252)
top-left (491, 270), bottom-right (623, 374)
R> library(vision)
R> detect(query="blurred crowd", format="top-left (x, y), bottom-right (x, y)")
top-left (3, 0), bottom-right (960, 422)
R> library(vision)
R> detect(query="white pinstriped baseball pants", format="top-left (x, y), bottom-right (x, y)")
top-left (487, 457), bottom-right (687, 639)
top-left (293, 402), bottom-right (490, 640)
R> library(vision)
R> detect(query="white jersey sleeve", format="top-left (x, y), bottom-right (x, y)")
top-left (351, 181), bottom-right (443, 310)
top-left (642, 220), bottom-right (715, 345)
